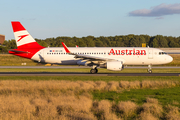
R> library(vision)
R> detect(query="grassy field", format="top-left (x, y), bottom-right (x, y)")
top-left (0, 79), bottom-right (179, 120)
top-left (0, 54), bottom-right (37, 66)
top-left (0, 76), bottom-right (180, 81)
top-left (168, 54), bottom-right (180, 66)
top-left (0, 76), bottom-right (179, 120)
top-left (0, 54), bottom-right (179, 66)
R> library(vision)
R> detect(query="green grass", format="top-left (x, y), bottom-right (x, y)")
top-left (0, 76), bottom-right (179, 81)
top-left (0, 54), bottom-right (37, 66)
top-left (92, 86), bottom-right (180, 107)
top-left (167, 54), bottom-right (180, 66)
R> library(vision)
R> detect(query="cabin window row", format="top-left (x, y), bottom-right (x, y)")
top-left (46, 52), bottom-right (107, 55)
top-left (46, 52), bottom-right (167, 55)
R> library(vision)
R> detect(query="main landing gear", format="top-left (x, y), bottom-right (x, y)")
top-left (147, 65), bottom-right (152, 73)
top-left (90, 66), bottom-right (98, 74)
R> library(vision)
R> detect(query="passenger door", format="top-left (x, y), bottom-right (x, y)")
top-left (148, 49), bottom-right (153, 59)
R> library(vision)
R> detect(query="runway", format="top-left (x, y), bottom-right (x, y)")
top-left (0, 66), bottom-right (180, 69)
top-left (0, 66), bottom-right (179, 76)
top-left (0, 72), bottom-right (179, 76)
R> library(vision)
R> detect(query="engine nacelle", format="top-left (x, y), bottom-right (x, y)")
top-left (77, 60), bottom-right (87, 66)
top-left (107, 61), bottom-right (124, 71)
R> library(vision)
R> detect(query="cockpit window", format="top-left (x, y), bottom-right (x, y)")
top-left (159, 52), bottom-right (167, 55)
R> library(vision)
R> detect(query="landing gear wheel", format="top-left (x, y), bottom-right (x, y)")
top-left (147, 65), bottom-right (152, 74)
top-left (148, 69), bottom-right (152, 73)
top-left (90, 68), bottom-right (98, 74)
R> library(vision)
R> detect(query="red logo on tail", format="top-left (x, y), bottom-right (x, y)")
top-left (17, 34), bottom-right (28, 42)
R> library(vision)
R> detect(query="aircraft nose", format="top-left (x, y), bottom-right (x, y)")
top-left (168, 55), bottom-right (173, 63)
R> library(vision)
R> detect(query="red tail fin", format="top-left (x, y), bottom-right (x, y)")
top-left (11, 21), bottom-right (44, 49)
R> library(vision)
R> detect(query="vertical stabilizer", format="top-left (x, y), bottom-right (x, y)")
top-left (11, 21), bottom-right (43, 49)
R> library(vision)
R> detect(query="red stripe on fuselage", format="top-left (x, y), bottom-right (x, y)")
top-left (9, 42), bottom-right (45, 59)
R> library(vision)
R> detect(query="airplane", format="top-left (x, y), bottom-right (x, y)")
top-left (9, 21), bottom-right (173, 73)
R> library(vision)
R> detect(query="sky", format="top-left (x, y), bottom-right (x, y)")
top-left (1, 0), bottom-right (180, 40)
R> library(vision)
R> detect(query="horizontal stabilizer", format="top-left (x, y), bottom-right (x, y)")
top-left (9, 49), bottom-right (29, 54)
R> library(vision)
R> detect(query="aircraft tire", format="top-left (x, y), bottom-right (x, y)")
top-left (148, 69), bottom-right (152, 73)
top-left (90, 68), bottom-right (98, 74)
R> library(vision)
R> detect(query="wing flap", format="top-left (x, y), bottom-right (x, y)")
top-left (74, 54), bottom-right (108, 61)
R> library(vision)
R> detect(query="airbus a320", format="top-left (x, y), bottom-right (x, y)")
top-left (9, 21), bottom-right (173, 73)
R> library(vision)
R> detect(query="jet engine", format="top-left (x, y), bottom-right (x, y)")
top-left (77, 60), bottom-right (87, 66)
top-left (106, 61), bottom-right (124, 71)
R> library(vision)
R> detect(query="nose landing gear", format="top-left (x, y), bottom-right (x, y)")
top-left (147, 65), bottom-right (152, 73)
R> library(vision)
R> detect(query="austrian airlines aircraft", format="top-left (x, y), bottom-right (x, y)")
top-left (9, 21), bottom-right (173, 73)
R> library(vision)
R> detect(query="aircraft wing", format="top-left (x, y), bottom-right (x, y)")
top-left (61, 42), bottom-right (114, 61)
top-left (74, 54), bottom-right (108, 61)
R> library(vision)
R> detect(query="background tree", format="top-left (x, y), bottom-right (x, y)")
top-left (151, 38), bottom-right (159, 48)
top-left (2, 34), bottom-right (180, 54)
top-left (83, 36), bottom-right (95, 47)
top-left (95, 38), bottom-right (104, 47)
top-left (154, 35), bottom-right (168, 47)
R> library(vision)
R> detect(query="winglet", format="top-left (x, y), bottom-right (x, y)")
top-left (61, 42), bottom-right (71, 53)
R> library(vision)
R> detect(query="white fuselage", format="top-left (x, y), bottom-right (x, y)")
top-left (31, 47), bottom-right (173, 65)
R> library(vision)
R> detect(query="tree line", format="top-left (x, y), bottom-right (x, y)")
top-left (1, 34), bottom-right (180, 53)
